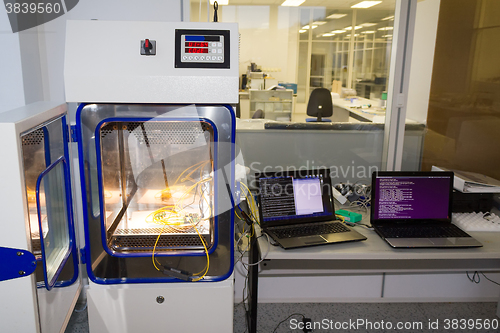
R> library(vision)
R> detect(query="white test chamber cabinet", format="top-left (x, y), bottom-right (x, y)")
top-left (0, 20), bottom-right (239, 332)
top-left (66, 20), bottom-right (239, 332)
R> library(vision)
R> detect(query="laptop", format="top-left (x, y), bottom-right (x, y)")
top-left (370, 171), bottom-right (482, 248)
top-left (255, 169), bottom-right (366, 249)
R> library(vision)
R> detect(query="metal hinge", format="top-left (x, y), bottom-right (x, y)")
top-left (0, 247), bottom-right (37, 282)
top-left (70, 125), bottom-right (78, 142)
top-left (79, 247), bottom-right (87, 265)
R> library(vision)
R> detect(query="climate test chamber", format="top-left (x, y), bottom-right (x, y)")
top-left (0, 20), bottom-right (238, 332)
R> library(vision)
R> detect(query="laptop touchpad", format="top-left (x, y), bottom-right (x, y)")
top-left (303, 236), bottom-right (327, 245)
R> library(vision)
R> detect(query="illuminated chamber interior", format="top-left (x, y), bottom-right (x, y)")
top-left (22, 128), bottom-right (46, 259)
top-left (98, 120), bottom-right (215, 255)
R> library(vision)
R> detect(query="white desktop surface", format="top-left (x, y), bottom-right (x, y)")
top-left (332, 97), bottom-right (386, 122)
top-left (332, 97), bottom-right (421, 124)
top-left (257, 225), bottom-right (500, 262)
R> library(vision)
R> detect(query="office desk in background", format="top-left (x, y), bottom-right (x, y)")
top-left (246, 222), bottom-right (500, 333)
top-left (332, 97), bottom-right (387, 122)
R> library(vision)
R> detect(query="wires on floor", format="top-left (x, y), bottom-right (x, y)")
top-left (467, 271), bottom-right (500, 286)
top-left (272, 313), bottom-right (305, 333)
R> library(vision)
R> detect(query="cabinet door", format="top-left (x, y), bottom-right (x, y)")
top-left (36, 156), bottom-right (74, 290)
top-left (0, 102), bottom-right (81, 332)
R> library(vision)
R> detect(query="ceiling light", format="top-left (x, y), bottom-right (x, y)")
top-left (346, 34), bottom-right (359, 37)
top-left (378, 26), bottom-right (393, 30)
top-left (210, 0), bottom-right (228, 4)
top-left (327, 13), bottom-right (347, 19)
top-left (362, 31), bottom-right (376, 34)
top-left (381, 15), bottom-right (394, 21)
top-left (382, 34), bottom-right (392, 38)
top-left (331, 30), bottom-right (346, 33)
top-left (312, 21), bottom-right (327, 25)
top-left (299, 29), bottom-right (307, 33)
top-left (281, 0), bottom-right (306, 6)
top-left (360, 22), bottom-right (376, 27)
top-left (351, 1), bottom-right (382, 8)
top-left (344, 26), bottom-right (362, 30)
top-left (322, 33), bottom-right (335, 37)
top-left (302, 25), bottom-right (318, 30)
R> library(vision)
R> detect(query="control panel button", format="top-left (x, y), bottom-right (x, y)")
top-left (141, 39), bottom-right (156, 56)
top-left (217, 49), bottom-right (222, 53)
top-left (217, 42), bottom-right (222, 47)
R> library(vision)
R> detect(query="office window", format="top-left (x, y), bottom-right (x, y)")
top-left (190, 1), bottom-right (425, 186)
top-left (297, 6), bottom-right (394, 103)
top-left (419, 0), bottom-right (500, 182)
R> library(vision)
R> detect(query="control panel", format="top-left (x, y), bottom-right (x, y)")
top-left (175, 29), bottom-right (230, 69)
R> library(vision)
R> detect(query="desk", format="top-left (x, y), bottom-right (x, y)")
top-left (246, 226), bottom-right (500, 333)
top-left (332, 97), bottom-right (386, 122)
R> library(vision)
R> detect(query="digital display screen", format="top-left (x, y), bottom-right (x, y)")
top-left (373, 176), bottom-right (451, 220)
top-left (176, 29), bottom-right (229, 68)
top-left (258, 175), bottom-right (330, 223)
top-left (185, 42), bottom-right (209, 47)
top-left (185, 48), bottom-right (209, 54)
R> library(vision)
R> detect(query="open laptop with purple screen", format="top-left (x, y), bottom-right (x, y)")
top-left (370, 171), bottom-right (482, 248)
top-left (255, 169), bottom-right (366, 249)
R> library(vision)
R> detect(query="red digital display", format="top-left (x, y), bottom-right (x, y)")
top-left (185, 42), bottom-right (209, 47)
top-left (185, 48), bottom-right (209, 53)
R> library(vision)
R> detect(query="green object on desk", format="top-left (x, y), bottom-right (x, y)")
top-left (335, 209), bottom-right (362, 222)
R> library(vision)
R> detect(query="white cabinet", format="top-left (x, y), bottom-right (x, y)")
top-left (249, 89), bottom-right (293, 121)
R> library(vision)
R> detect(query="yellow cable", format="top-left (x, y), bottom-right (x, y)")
top-left (240, 182), bottom-right (259, 225)
top-left (148, 176), bottom-right (213, 279)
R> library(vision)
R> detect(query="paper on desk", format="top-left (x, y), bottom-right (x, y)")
top-left (432, 166), bottom-right (500, 193)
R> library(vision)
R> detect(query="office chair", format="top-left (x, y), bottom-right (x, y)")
top-left (306, 88), bottom-right (333, 122)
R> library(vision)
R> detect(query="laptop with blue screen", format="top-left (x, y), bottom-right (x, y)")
top-left (370, 171), bottom-right (482, 248)
top-left (255, 169), bottom-right (366, 249)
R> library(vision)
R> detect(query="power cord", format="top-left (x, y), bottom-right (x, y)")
top-left (467, 271), bottom-right (500, 286)
top-left (273, 313), bottom-right (307, 333)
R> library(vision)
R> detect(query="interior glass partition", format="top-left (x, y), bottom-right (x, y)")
top-left (188, 0), bottom-right (422, 188)
top-left (417, 0), bottom-right (500, 183)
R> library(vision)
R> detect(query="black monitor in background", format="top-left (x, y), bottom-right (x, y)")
top-left (306, 88), bottom-right (333, 122)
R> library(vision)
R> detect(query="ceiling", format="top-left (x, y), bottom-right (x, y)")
top-left (227, 0), bottom-right (396, 10)
top-left (214, 0), bottom-right (396, 38)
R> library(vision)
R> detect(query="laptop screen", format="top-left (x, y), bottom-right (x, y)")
top-left (371, 172), bottom-right (453, 222)
top-left (256, 169), bottom-right (335, 226)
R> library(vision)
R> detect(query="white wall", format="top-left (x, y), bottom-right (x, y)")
top-left (406, 0), bottom-right (441, 124)
top-left (0, 10), bottom-right (26, 112)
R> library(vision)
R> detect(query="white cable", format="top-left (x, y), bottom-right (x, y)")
top-left (241, 233), bottom-right (271, 267)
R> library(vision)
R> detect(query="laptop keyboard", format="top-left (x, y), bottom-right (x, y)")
top-left (270, 222), bottom-right (350, 239)
top-left (377, 225), bottom-right (471, 239)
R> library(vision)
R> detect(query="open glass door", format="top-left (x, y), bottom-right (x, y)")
top-left (36, 156), bottom-right (73, 290)
top-left (20, 111), bottom-right (80, 332)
